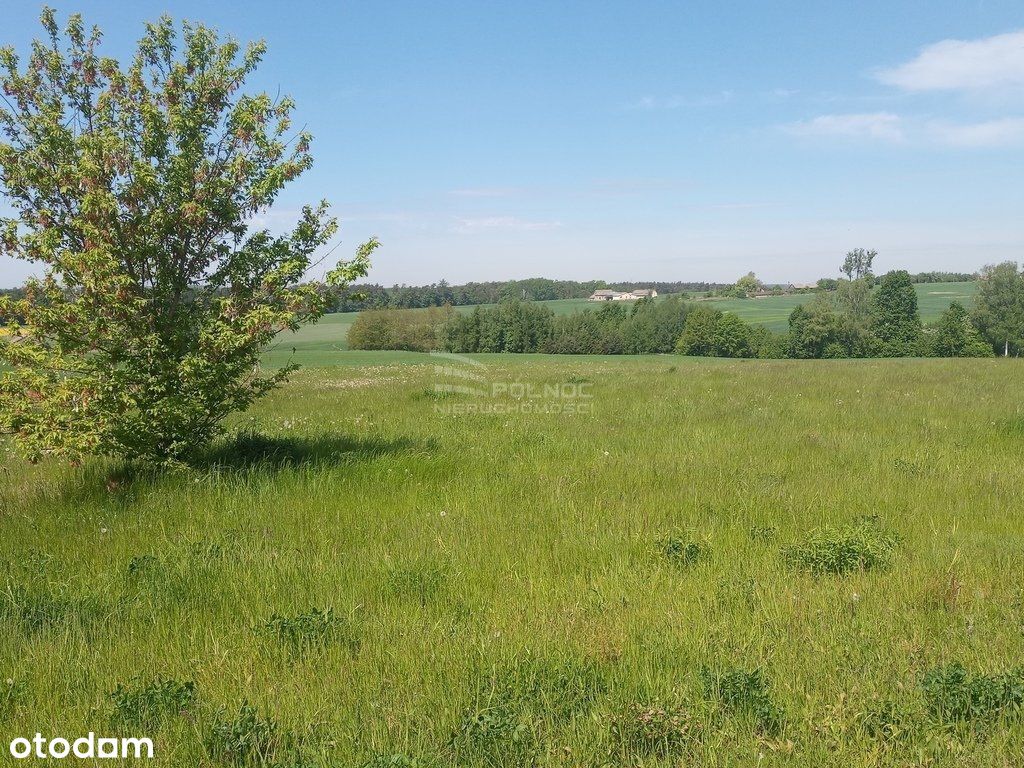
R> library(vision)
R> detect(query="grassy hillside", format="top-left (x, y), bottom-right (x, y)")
top-left (706, 281), bottom-right (978, 333)
top-left (266, 282), bottom-right (979, 367)
top-left (1, 356), bottom-right (1022, 766)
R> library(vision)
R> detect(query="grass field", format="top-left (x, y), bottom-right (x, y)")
top-left (267, 283), bottom-right (978, 368)
top-left (703, 282), bottom-right (978, 333)
top-left (2, 355), bottom-right (1024, 766)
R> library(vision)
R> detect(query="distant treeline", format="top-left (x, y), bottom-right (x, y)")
top-left (332, 278), bottom-right (724, 312)
top-left (817, 271), bottom-right (976, 290)
top-left (349, 268), bottom-right (1008, 359)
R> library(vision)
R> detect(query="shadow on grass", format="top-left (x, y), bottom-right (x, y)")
top-left (194, 430), bottom-right (431, 472)
top-left (8, 431), bottom-right (431, 511)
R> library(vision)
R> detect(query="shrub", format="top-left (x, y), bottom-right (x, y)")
top-left (702, 667), bottom-right (785, 736)
top-left (922, 663), bottom-right (1024, 723)
top-left (782, 518), bottom-right (897, 576)
top-left (110, 677), bottom-right (196, 730)
top-left (608, 701), bottom-right (699, 758)
top-left (266, 608), bottom-right (360, 658)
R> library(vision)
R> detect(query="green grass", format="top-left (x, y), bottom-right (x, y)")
top-left (2, 355), bottom-right (1024, 765)
top-left (707, 281), bottom-right (978, 332)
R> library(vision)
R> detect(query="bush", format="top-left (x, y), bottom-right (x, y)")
top-left (782, 518), bottom-right (897, 576)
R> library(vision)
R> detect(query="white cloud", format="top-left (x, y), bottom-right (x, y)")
top-left (628, 90), bottom-right (733, 110)
top-left (927, 117), bottom-right (1024, 147)
top-left (784, 112), bottom-right (904, 142)
top-left (876, 29), bottom-right (1024, 93)
top-left (451, 216), bottom-right (561, 234)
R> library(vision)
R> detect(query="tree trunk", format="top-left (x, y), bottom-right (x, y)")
top-left (1005, 340), bottom-right (1009, 357)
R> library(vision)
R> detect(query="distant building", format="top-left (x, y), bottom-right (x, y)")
top-left (587, 288), bottom-right (659, 301)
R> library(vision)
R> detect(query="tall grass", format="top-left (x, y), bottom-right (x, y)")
top-left (1, 356), bottom-right (1022, 765)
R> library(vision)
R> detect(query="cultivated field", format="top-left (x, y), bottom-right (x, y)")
top-left (702, 281), bottom-right (978, 333)
top-left (2, 355), bottom-right (1023, 766)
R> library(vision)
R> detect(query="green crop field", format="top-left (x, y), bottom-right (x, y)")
top-left (705, 281), bottom-right (978, 333)
top-left (2, 355), bottom-right (1023, 766)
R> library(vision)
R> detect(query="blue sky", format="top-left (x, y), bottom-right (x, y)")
top-left (1, 1), bottom-right (1023, 286)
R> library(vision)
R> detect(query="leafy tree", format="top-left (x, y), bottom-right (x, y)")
top-left (0, 11), bottom-right (375, 463)
top-left (787, 297), bottom-right (876, 359)
top-left (676, 305), bottom-right (722, 356)
top-left (841, 248), bottom-right (877, 281)
top-left (712, 313), bottom-right (753, 357)
top-left (930, 302), bottom-right (993, 358)
top-left (835, 276), bottom-right (873, 328)
top-left (972, 262), bottom-right (1024, 357)
top-left (733, 271), bottom-right (763, 298)
top-left (871, 270), bottom-right (922, 356)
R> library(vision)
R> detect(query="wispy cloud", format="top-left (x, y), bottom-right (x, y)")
top-left (448, 187), bottom-right (521, 198)
top-left (784, 112), bottom-right (904, 142)
top-left (928, 117), bottom-right (1024, 147)
top-left (875, 29), bottom-right (1024, 93)
top-left (628, 90), bottom-right (734, 110)
top-left (451, 216), bottom-right (562, 234)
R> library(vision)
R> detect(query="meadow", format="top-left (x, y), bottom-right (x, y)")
top-left (2, 354), bottom-right (1023, 766)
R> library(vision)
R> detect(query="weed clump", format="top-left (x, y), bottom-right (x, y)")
top-left (749, 525), bottom-right (777, 543)
top-left (782, 518), bottom-right (897, 575)
top-left (110, 677), bottom-right (196, 729)
top-left (857, 697), bottom-right (922, 742)
top-left (451, 654), bottom-right (606, 764)
top-left (451, 701), bottom-right (537, 766)
top-left (360, 755), bottom-right (438, 768)
top-left (702, 667), bottom-right (785, 736)
top-left (0, 583), bottom-right (101, 633)
top-left (0, 677), bottom-right (26, 721)
top-left (659, 535), bottom-right (707, 568)
top-left (206, 702), bottom-right (285, 766)
top-left (386, 559), bottom-right (450, 605)
top-left (608, 700), bottom-right (699, 758)
top-left (266, 608), bottom-right (360, 658)
top-left (922, 663), bottom-right (1024, 724)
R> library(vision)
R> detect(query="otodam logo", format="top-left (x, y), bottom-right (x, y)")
top-left (9, 733), bottom-right (154, 760)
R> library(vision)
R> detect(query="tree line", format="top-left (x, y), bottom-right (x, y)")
top-left (349, 262), bottom-right (1024, 359)
top-left (331, 278), bottom-right (724, 312)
